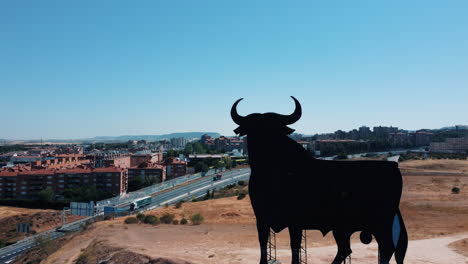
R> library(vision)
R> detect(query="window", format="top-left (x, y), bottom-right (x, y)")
top-left (47, 176), bottom-right (53, 179)
top-left (20, 191), bottom-right (27, 195)
top-left (59, 184), bottom-right (64, 188)
top-left (59, 179), bottom-right (64, 183)
top-left (106, 183), bottom-right (112, 187)
top-left (47, 181), bottom-right (52, 185)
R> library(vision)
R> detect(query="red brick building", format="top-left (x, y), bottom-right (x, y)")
top-left (130, 153), bottom-right (162, 167)
top-left (0, 167), bottom-right (128, 200)
top-left (103, 155), bottom-right (131, 168)
top-left (128, 162), bottom-right (165, 184)
top-left (31, 154), bottom-right (90, 170)
top-left (163, 157), bottom-right (187, 179)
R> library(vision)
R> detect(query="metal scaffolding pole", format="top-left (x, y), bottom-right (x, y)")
top-left (267, 229), bottom-right (277, 262)
top-left (299, 230), bottom-right (308, 264)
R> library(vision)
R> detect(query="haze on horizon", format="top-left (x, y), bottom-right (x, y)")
top-left (1, 1), bottom-right (467, 140)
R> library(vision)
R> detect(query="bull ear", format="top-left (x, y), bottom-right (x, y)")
top-left (234, 126), bottom-right (247, 136)
top-left (279, 126), bottom-right (295, 135)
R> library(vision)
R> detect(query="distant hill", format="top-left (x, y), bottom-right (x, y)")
top-left (88, 132), bottom-right (220, 142)
top-left (436, 125), bottom-right (468, 131)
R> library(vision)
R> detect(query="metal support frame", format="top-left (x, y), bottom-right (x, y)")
top-left (267, 229), bottom-right (277, 262)
top-left (299, 230), bottom-right (308, 264)
top-left (343, 255), bottom-right (352, 264)
top-left (62, 207), bottom-right (69, 227)
top-left (268, 229), bottom-right (309, 264)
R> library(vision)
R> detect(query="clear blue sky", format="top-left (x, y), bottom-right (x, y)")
top-left (1, 1), bottom-right (467, 140)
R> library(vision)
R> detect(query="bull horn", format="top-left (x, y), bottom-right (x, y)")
top-left (231, 98), bottom-right (245, 125)
top-left (280, 96), bottom-right (302, 125)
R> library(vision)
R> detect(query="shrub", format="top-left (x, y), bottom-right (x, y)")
top-left (143, 215), bottom-right (159, 225)
top-left (0, 239), bottom-right (6, 249)
top-left (175, 200), bottom-right (183, 209)
top-left (104, 214), bottom-right (114, 221)
top-left (237, 180), bottom-right (245, 186)
top-left (190, 213), bottom-right (204, 225)
top-left (75, 253), bottom-right (88, 264)
top-left (172, 220), bottom-right (179, 225)
top-left (124, 217), bottom-right (138, 224)
top-left (180, 218), bottom-right (188, 225)
top-left (136, 213), bottom-right (145, 221)
top-left (452, 187), bottom-right (460, 194)
top-left (160, 213), bottom-right (175, 224)
top-left (237, 193), bottom-right (246, 200)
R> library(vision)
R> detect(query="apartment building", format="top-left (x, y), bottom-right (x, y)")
top-left (0, 167), bottom-right (128, 200)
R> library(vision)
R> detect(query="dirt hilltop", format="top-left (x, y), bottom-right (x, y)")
top-left (13, 159), bottom-right (468, 263)
top-left (0, 207), bottom-right (84, 245)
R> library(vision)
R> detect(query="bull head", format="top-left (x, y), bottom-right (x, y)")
top-left (231, 96), bottom-right (302, 136)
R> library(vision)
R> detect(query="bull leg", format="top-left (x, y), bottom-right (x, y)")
top-left (257, 222), bottom-right (269, 264)
top-left (395, 210), bottom-right (408, 264)
top-left (374, 229), bottom-right (394, 264)
top-left (331, 229), bottom-right (352, 264)
top-left (289, 226), bottom-right (302, 264)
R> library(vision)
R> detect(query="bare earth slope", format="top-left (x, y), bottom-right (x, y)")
top-left (0, 206), bottom-right (84, 244)
top-left (40, 159), bottom-right (468, 263)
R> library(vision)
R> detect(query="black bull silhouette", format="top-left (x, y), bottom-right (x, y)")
top-left (231, 97), bottom-right (408, 264)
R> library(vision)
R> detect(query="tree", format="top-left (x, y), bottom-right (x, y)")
top-left (193, 142), bottom-right (205, 154)
top-left (38, 188), bottom-right (55, 202)
top-left (128, 177), bottom-right (144, 192)
top-left (194, 162), bottom-right (209, 173)
top-left (183, 143), bottom-right (193, 155)
top-left (214, 160), bottom-right (224, 170)
top-left (167, 150), bottom-right (177, 158)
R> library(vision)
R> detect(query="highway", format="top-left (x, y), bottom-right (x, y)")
top-left (0, 167), bottom-right (251, 264)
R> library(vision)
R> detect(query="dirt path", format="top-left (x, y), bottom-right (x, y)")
top-left (235, 232), bottom-right (468, 264)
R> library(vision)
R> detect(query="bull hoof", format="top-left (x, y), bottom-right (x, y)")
top-left (331, 253), bottom-right (351, 264)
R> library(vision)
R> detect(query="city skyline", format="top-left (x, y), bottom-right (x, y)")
top-left (1, 123), bottom-right (466, 142)
top-left (1, 1), bottom-right (467, 139)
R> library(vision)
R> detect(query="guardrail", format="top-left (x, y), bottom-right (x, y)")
top-left (95, 168), bottom-right (222, 211)
top-left (139, 171), bottom-right (250, 213)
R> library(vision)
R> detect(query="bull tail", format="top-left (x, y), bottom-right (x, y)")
top-left (393, 208), bottom-right (408, 264)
